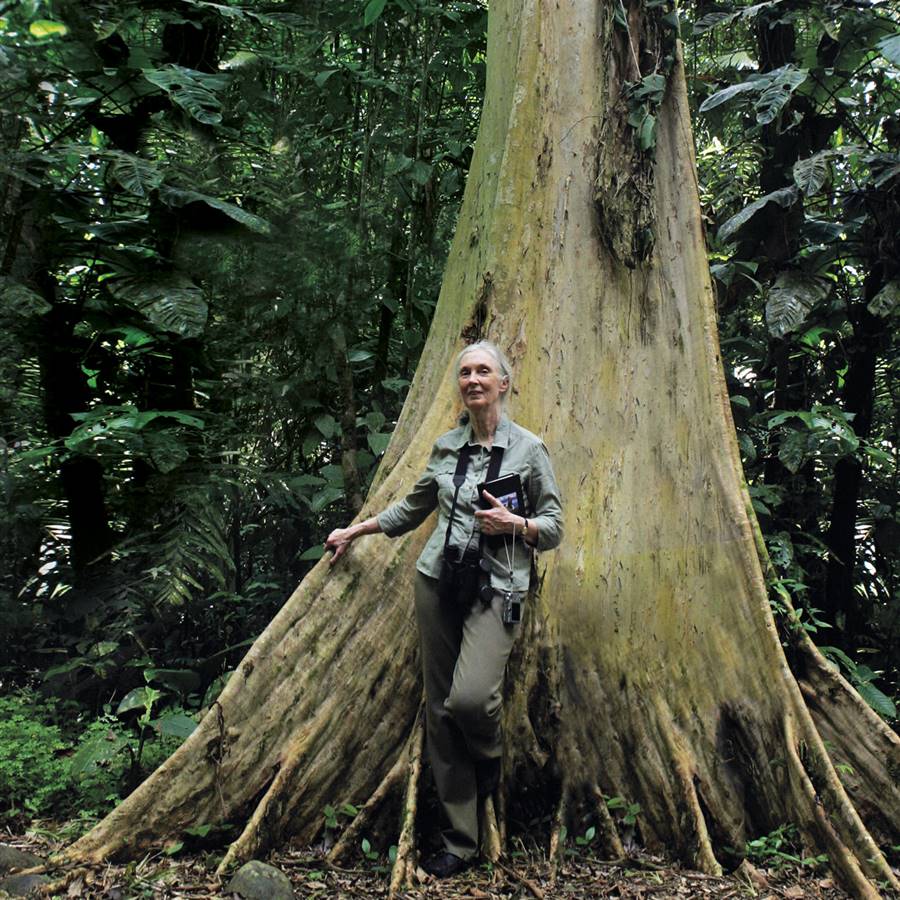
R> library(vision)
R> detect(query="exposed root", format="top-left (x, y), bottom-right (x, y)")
top-left (328, 751), bottom-right (406, 865)
top-left (782, 715), bottom-right (897, 899)
top-left (389, 707), bottom-right (425, 897)
top-left (497, 755), bottom-right (509, 847)
top-left (795, 638), bottom-right (900, 841)
top-left (14, 865), bottom-right (50, 876)
top-left (548, 788), bottom-right (568, 883)
top-left (37, 867), bottom-right (87, 896)
top-left (495, 859), bottom-right (545, 899)
top-left (592, 785), bottom-right (625, 858)
top-left (653, 704), bottom-right (721, 875)
top-left (670, 762), bottom-right (721, 875)
top-left (212, 701), bottom-right (227, 818)
top-left (215, 698), bottom-right (339, 874)
top-left (480, 795), bottom-right (502, 862)
top-left (752, 510), bottom-right (900, 842)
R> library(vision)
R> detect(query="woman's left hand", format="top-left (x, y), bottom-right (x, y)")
top-left (474, 491), bottom-right (520, 536)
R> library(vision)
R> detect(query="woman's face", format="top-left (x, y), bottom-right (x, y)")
top-left (458, 349), bottom-right (508, 413)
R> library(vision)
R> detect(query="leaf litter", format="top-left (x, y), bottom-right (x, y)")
top-left (0, 831), bottom-right (858, 899)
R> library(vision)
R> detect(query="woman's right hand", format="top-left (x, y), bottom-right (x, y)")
top-left (324, 526), bottom-right (355, 565)
top-left (323, 517), bottom-right (381, 566)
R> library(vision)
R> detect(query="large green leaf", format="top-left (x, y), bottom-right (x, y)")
top-left (110, 153), bottom-right (164, 198)
top-left (765, 271), bottom-right (829, 338)
top-left (793, 146), bottom-right (861, 197)
top-left (133, 410), bottom-right (204, 429)
top-left (158, 186), bottom-right (271, 235)
top-left (299, 545), bottom-right (326, 561)
top-left (109, 273), bottom-right (208, 338)
top-left (692, 2), bottom-right (781, 35)
top-left (386, 153), bottom-right (414, 176)
top-left (43, 657), bottom-right (90, 680)
top-left (754, 67), bottom-right (807, 125)
top-left (69, 731), bottom-right (129, 776)
top-left (777, 430), bottom-right (809, 474)
top-left (314, 413), bottom-right (337, 438)
top-left (802, 218), bottom-right (846, 243)
top-left (367, 432), bottom-right (391, 455)
top-left (877, 33), bottom-right (900, 66)
top-left (770, 404), bottom-right (859, 469)
top-left (314, 69), bottom-right (339, 88)
top-left (713, 51), bottom-right (757, 71)
top-left (117, 686), bottom-right (155, 715)
top-left (364, 0), bottom-right (388, 26)
top-left (409, 160), bottom-right (434, 185)
top-left (144, 668), bottom-right (202, 695)
top-left (820, 645), bottom-right (855, 672)
top-left (699, 65), bottom-right (807, 123)
top-left (150, 712), bottom-right (197, 739)
top-left (717, 187), bottom-right (797, 243)
top-left (103, 324), bottom-right (156, 347)
top-left (143, 66), bottom-right (231, 125)
top-left (220, 50), bottom-right (259, 70)
top-left (693, 10), bottom-right (740, 34)
top-left (310, 486), bottom-right (344, 513)
top-left (29, 19), bottom-right (68, 38)
top-left (793, 151), bottom-right (831, 196)
top-left (65, 407), bottom-right (204, 456)
top-left (147, 434), bottom-right (190, 473)
top-left (856, 681), bottom-right (897, 720)
top-left (699, 81), bottom-right (760, 113)
top-left (53, 215), bottom-right (151, 243)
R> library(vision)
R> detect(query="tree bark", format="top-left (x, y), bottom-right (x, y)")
top-left (63, 3), bottom-right (899, 896)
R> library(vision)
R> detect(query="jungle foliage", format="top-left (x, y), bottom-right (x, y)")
top-left (0, 0), bottom-right (897, 826)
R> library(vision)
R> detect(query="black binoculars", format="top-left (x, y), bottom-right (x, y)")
top-left (438, 546), bottom-right (493, 608)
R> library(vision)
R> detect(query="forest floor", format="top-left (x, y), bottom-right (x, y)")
top-left (0, 832), bottom-right (853, 899)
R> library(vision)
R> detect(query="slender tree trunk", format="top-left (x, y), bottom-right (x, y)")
top-left (822, 276), bottom-right (889, 643)
top-left (13, 186), bottom-right (114, 574)
top-left (64, 3), bottom-right (899, 896)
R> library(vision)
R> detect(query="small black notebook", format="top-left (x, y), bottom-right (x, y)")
top-left (477, 473), bottom-right (526, 515)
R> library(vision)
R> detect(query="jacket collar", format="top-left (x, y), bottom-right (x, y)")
top-left (457, 413), bottom-right (511, 450)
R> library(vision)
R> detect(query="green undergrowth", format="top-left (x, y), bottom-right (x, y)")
top-left (743, 824), bottom-right (828, 871)
top-left (0, 689), bottom-right (185, 835)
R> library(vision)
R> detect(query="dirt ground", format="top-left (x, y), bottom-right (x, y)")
top-left (0, 832), bottom-right (855, 899)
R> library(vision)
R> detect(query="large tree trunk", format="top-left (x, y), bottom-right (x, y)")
top-left (64, 2), bottom-right (899, 896)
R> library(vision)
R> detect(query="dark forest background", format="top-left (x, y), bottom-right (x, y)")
top-left (0, 0), bottom-right (897, 842)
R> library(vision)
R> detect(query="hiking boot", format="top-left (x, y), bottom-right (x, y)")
top-left (422, 851), bottom-right (470, 879)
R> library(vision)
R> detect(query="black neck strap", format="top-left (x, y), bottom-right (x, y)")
top-left (443, 443), bottom-right (504, 554)
top-left (485, 444), bottom-right (504, 481)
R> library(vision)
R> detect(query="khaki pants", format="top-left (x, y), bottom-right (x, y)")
top-left (414, 571), bottom-right (519, 859)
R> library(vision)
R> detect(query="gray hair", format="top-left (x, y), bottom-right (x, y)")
top-left (456, 340), bottom-right (512, 401)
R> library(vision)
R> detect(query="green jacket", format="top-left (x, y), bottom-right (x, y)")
top-left (377, 416), bottom-right (563, 591)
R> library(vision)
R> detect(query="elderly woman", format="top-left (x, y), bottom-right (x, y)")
top-left (325, 340), bottom-right (563, 878)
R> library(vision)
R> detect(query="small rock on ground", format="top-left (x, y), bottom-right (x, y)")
top-left (0, 872), bottom-right (52, 897)
top-left (225, 859), bottom-right (294, 900)
top-left (0, 846), bottom-right (45, 874)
